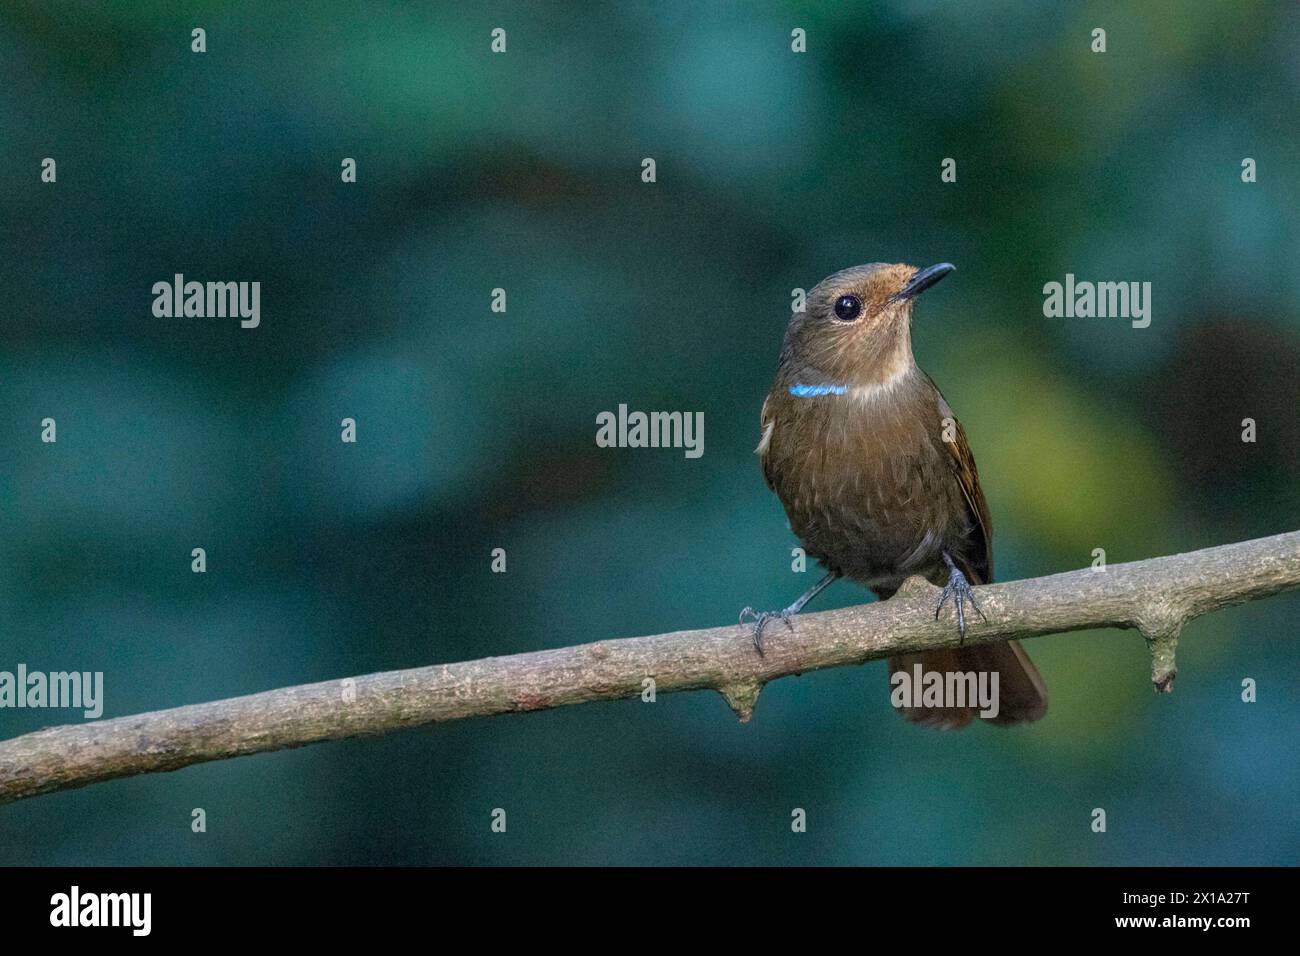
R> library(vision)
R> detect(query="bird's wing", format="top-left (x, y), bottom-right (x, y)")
top-left (756, 392), bottom-right (778, 491)
top-left (933, 388), bottom-right (993, 584)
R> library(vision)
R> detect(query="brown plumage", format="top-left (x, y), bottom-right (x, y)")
top-left (750, 262), bottom-right (1047, 728)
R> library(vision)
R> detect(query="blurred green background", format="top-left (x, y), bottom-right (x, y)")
top-left (2, 1), bottom-right (1298, 865)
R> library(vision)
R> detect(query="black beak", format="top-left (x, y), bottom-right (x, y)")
top-left (893, 262), bottom-right (955, 302)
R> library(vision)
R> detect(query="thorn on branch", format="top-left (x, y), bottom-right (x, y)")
top-left (1138, 610), bottom-right (1184, 694)
top-left (719, 681), bottom-right (763, 722)
top-left (896, 575), bottom-right (939, 600)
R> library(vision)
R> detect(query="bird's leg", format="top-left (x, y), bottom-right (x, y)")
top-left (934, 551), bottom-right (986, 643)
top-left (740, 570), bottom-right (840, 655)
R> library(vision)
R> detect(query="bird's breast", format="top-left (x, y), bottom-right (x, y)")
top-left (763, 380), bottom-right (968, 586)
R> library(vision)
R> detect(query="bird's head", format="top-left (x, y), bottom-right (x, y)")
top-left (781, 262), bottom-right (955, 386)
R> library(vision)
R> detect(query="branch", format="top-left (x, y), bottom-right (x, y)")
top-left (2, 531), bottom-right (1298, 806)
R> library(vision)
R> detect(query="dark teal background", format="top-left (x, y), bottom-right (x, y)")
top-left (2, 2), bottom-right (1298, 864)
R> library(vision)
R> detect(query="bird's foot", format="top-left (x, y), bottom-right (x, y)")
top-left (738, 605), bottom-right (796, 655)
top-left (934, 564), bottom-right (985, 643)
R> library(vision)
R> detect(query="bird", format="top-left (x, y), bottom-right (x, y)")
top-left (741, 261), bottom-right (1047, 728)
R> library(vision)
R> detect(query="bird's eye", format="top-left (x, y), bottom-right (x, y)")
top-left (833, 294), bottom-right (863, 321)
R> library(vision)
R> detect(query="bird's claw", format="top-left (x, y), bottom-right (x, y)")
top-left (739, 606), bottom-right (794, 655)
top-left (934, 567), bottom-right (986, 643)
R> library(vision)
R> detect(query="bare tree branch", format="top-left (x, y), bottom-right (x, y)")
top-left (2, 531), bottom-right (1297, 806)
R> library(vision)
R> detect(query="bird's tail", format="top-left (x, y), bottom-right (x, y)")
top-left (888, 640), bottom-right (1047, 729)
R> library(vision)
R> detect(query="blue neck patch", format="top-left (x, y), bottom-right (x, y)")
top-left (789, 383), bottom-right (848, 397)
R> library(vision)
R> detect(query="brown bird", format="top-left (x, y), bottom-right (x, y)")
top-left (742, 262), bottom-right (1047, 728)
